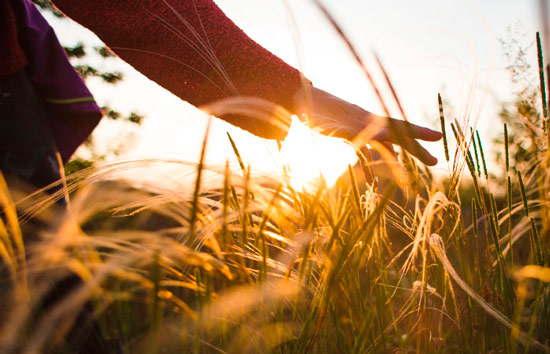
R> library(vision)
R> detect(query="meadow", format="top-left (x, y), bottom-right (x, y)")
top-left (1, 5), bottom-right (550, 354)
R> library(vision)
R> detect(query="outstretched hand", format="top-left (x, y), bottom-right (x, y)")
top-left (291, 86), bottom-right (442, 166)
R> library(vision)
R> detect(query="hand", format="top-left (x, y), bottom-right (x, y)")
top-left (291, 86), bottom-right (442, 166)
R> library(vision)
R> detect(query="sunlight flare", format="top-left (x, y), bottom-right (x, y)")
top-left (280, 117), bottom-right (357, 190)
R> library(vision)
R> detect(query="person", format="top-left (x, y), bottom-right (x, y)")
top-left (0, 0), bottom-right (441, 192)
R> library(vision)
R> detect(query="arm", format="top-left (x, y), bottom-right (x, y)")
top-left (52, 0), bottom-right (303, 140)
top-left (52, 0), bottom-right (441, 165)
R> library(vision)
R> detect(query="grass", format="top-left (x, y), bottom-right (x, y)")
top-left (1, 93), bottom-right (549, 353)
top-left (2, 11), bottom-right (550, 354)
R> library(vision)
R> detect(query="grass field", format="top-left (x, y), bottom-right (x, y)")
top-left (1, 9), bottom-right (550, 354)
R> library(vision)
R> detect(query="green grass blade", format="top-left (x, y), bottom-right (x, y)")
top-left (476, 130), bottom-right (489, 180)
top-left (227, 132), bottom-right (246, 175)
top-left (537, 32), bottom-right (548, 120)
top-left (517, 170), bottom-right (529, 218)
top-left (439, 94), bottom-right (450, 162)
top-left (471, 127), bottom-right (481, 177)
top-left (504, 123), bottom-right (510, 173)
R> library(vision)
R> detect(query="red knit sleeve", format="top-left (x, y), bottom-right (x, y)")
top-left (0, 0), bottom-right (28, 78)
top-left (51, 0), bottom-right (304, 140)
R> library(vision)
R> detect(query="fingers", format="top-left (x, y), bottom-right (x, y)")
top-left (370, 128), bottom-right (438, 165)
top-left (415, 126), bottom-right (443, 141)
top-left (398, 136), bottom-right (438, 166)
top-left (385, 118), bottom-right (442, 142)
top-left (367, 117), bottom-right (440, 166)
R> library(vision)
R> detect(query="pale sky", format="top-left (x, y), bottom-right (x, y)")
top-left (43, 0), bottom-right (543, 186)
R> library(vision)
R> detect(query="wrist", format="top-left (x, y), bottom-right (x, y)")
top-left (290, 84), bottom-right (312, 120)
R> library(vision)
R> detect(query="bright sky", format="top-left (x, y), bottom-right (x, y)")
top-left (44, 0), bottom-right (543, 187)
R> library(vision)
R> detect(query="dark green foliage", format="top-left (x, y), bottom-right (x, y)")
top-left (64, 157), bottom-right (93, 175)
top-left (101, 105), bottom-right (144, 124)
top-left (74, 64), bottom-right (99, 79)
top-left (32, 0), bottom-right (63, 17)
top-left (64, 42), bottom-right (86, 58)
top-left (127, 112), bottom-right (145, 124)
top-left (95, 46), bottom-right (116, 58)
top-left (98, 71), bottom-right (124, 84)
top-left (74, 65), bottom-right (123, 84)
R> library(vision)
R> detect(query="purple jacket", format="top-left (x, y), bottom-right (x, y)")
top-left (14, 0), bottom-right (102, 162)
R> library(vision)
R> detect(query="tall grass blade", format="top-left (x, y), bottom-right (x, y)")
top-left (529, 217), bottom-right (544, 266)
top-left (471, 127), bottom-right (481, 177)
top-left (506, 175), bottom-right (513, 264)
top-left (451, 122), bottom-right (482, 207)
top-left (439, 94), bottom-right (450, 162)
top-left (517, 171), bottom-right (529, 218)
top-left (227, 132), bottom-right (246, 175)
top-left (537, 32), bottom-right (549, 120)
top-left (472, 198), bottom-right (478, 239)
top-left (476, 130), bottom-right (489, 179)
top-left (347, 165), bottom-right (363, 216)
top-left (504, 124), bottom-right (510, 173)
top-left (0, 173), bottom-right (25, 287)
top-left (187, 117), bottom-right (213, 245)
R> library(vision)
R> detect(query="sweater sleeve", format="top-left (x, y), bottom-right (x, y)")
top-left (51, 0), bottom-right (304, 140)
top-left (0, 0), bottom-right (28, 77)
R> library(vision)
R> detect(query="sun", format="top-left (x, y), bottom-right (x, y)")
top-left (279, 116), bottom-right (358, 191)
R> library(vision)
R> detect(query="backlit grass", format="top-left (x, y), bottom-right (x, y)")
top-left (1, 11), bottom-right (550, 354)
